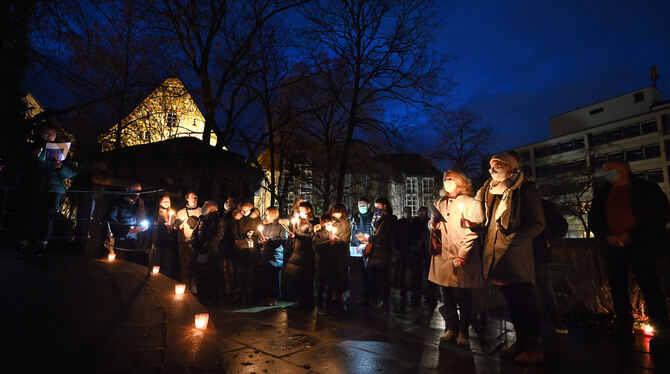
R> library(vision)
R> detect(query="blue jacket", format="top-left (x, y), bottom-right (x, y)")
top-left (37, 149), bottom-right (76, 194)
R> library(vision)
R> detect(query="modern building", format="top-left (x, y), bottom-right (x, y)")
top-left (512, 84), bottom-right (670, 237)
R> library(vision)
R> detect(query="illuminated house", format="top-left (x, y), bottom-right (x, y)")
top-left (511, 82), bottom-right (670, 237)
top-left (98, 77), bottom-right (217, 150)
top-left (254, 142), bottom-right (441, 216)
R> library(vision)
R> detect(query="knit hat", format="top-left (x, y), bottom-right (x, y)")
top-left (490, 151), bottom-right (520, 169)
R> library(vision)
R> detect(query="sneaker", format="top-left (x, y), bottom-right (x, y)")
top-left (514, 346), bottom-right (544, 365)
top-left (457, 332), bottom-right (470, 347)
top-left (440, 330), bottom-right (457, 342)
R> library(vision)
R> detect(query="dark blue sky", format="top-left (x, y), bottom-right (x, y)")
top-left (433, 0), bottom-right (670, 152)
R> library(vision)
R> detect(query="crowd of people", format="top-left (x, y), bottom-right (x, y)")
top-left (16, 123), bottom-right (670, 366)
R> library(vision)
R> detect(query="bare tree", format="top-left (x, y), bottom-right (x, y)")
top-left (140, 0), bottom-right (309, 149)
top-left (301, 0), bottom-right (452, 202)
top-left (429, 107), bottom-right (492, 175)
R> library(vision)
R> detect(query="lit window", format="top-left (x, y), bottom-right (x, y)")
top-left (422, 177), bottom-right (434, 194)
top-left (406, 177), bottom-right (418, 194)
top-left (406, 195), bottom-right (419, 215)
top-left (166, 112), bottom-right (178, 128)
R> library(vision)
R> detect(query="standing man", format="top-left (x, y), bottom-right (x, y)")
top-left (106, 183), bottom-right (148, 264)
top-left (589, 160), bottom-right (670, 344)
top-left (176, 191), bottom-right (201, 290)
top-left (394, 206), bottom-right (414, 305)
top-left (475, 151), bottom-right (545, 364)
top-left (351, 197), bottom-right (374, 305)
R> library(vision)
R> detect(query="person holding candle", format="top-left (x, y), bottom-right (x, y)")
top-left (474, 151), bottom-right (545, 364)
top-left (285, 201), bottom-right (318, 309)
top-left (190, 200), bottom-right (226, 305)
top-left (351, 197), bottom-right (375, 305)
top-left (429, 170), bottom-right (484, 348)
top-left (220, 197), bottom-right (237, 301)
top-left (232, 201), bottom-right (261, 305)
top-left (313, 214), bottom-right (340, 314)
top-left (155, 195), bottom-right (179, 279)
top-left (589, 160), bottom-right (670, 345)
top-left (257, 207), bottom-right (287, 306)
top-left (328, 203), bottom-right (352, 312)
top-left (176, 191), bottom-right (201, 290)
top-left (106, 183), bottom-right (147, 264)
top-left (358, 197), bottom-right (396, 313)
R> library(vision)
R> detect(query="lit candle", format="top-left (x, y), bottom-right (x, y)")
top-left (643, 324), bottom-right (654, 337)
top-left (175, 283), bottom-right (186, 295)
top-left (332, 227), bottom-right (338, 234)
top-left (457, 203), bottom-right (464, 218)
top-left (152, 266), bottom-right (160, 275)
top-left (291, 217), bottom-right (298, 229)
top-left (195, 313), bottom-right (209, 329)
top-left (108, 253), bottom-right (116, 261)
top-left (258, 225), bottom-right (264, 235)
top-left (168, 209), bottom-right (174, 224)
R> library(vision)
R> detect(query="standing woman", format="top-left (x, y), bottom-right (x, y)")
top-left (359, 197), bottom-right (397, 312)
top-left (328, 203), bottom-right (352, 312)
top-left (285, 201), bottom-right (318, 309)
top-left (155, 195), bottom-right (179, 279)
top-left (429, 170), bottom-right (484, 347)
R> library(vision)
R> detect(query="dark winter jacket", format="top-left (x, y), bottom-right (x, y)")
top-left (191, 210), bottom-right (226, 255)
top-left (313, 229), bottom-right (339, 276)
top-left (477, 176), bottom-right (545, 284)
top-left (365, 214), bottom-right (397, 270)
top-left (37, 148), bottom-right (76, 194)
top-left (532, 199), bottom-right (568, 265)
top-left (107, 197), bottom-right (146, 239)
top-left (332, 217), bottom-right (352, 264)
top-left (261, 221), bottom-right (287, 267)
top-left (351, 210), bottom-right (374, 246)
top-left (395, 217), bottom-right (413, 253)
top-left (285, 218), bottom-right (318, 277)
top-left (233, 208), bottom-right (262, 247)
top-left (589, 176), bottom-right (670, 253)
top-left (410, 216), bottom-right (431, 256)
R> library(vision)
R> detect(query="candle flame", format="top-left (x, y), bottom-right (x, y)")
top-left (643, 324), bottom-right (654, 336)
top-left (152, 266), bottom-right (160, 274)
top-left (457, 203), bottom-right (464, 212)
top-left (175, 283), bottom-right (186, 295)
top-left (108, 253), bottom-right (116, 261)
top-left (258, 225), bottom-right (264, 234)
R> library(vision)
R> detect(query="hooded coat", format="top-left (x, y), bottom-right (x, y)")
top-left (476, 174), bottom-right (545, 284)
top-left (428, 194), bottom-right (484, 288)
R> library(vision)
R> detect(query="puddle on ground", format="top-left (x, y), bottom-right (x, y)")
top-left (269, 334), bottom-right (317, 350)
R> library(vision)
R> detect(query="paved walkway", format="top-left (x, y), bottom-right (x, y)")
top-left (2, 248), bottom-right (667, 373)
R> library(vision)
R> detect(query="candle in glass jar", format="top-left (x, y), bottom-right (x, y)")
top-left (195, 313), bottom-right (209, 329)
top-left (175, 283), bottom-right (186, 295)
top-left (152, 266), bottom-right (160, 275)
top-left (108, 253), bottom-right (116, 261)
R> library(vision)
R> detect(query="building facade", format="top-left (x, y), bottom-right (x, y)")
top-left (512, 85), bottom-right (670, 237)
top-left (98, 77), bottom-right (217, 150)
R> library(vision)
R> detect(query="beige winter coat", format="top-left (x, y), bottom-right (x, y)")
top-left (428, 195), bottom-right (484, 288)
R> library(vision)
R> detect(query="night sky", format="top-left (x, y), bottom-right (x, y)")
top-left (433, 0), bottom-right (670, 152)
top-left (25, 1), bottom-right (670, 158)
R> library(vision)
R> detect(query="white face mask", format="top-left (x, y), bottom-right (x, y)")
top-left (243, 210), bottom-right (251, 217)
top-left (358, 206), bottom-right (368, 214)
top-left (224, 202), bottom-right (232, 211)
top-left (603, 170), bottom-right (619, 183)
top-left (489, 167), bottom-right (508, 182)
top-left (443, 180), bottom-right (457, 193)
top-left (403, 212), bottom-right (410, 219)
top-left (299, 212), bottom-right (307, 219)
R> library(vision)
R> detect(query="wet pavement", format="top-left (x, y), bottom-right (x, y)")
top-left (207, 291), bottom-right (668, 374)
top-left (2, 247), bottom-right (668, 373)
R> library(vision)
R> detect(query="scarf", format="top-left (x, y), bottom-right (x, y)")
top-left (484, 170), bottom-right (524, 230)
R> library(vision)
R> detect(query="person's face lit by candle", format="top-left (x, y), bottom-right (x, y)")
top-left (160, 196), bottom-right (171, 210)
top-left (299, 206), bottom-right (310, 220)
top-left (240, 203), bottom-right (253, 217)
top-left (332, 212), bottom-right (342, 221)
top-left (185, 192), bottom-right (198, 208)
